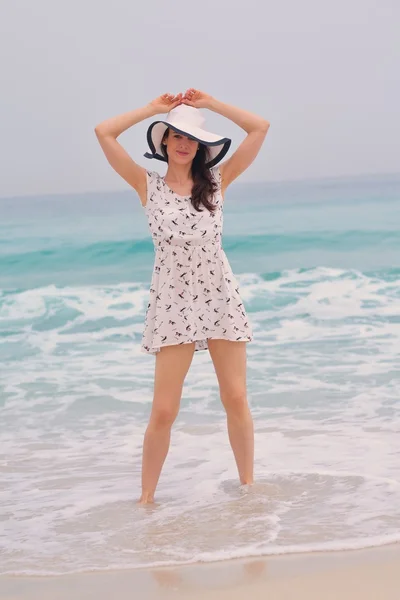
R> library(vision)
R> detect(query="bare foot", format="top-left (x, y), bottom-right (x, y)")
top-left (240, 479), bottom-right (254, 488)
top-left (137, 492), bottom-right (155, 505)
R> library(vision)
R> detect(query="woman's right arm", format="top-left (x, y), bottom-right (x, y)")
top-left (94, 94), bottom-right (182, 200)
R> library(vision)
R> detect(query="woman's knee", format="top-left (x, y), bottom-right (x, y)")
top-left (149, 404), bottom-right (179, 429)
top-left (221, 390), bottom-right (250, 419)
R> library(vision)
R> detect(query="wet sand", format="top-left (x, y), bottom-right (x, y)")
top-left (1, 542), bottom-right (400, 599)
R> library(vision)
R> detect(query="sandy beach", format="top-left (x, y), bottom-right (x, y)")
top-left (1, 542), bottom-right (399, 600)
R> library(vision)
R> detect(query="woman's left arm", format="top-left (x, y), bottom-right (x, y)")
top-left (208, 97), bottom-right (270, 190)
top-left (182, 89), bottom-right (270, 190)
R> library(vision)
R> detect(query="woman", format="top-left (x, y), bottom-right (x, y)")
top-left (95, 89), bottom-right (270, 504)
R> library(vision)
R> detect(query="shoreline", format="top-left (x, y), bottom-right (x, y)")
top-left (1, 542), bottom-right (400, 600)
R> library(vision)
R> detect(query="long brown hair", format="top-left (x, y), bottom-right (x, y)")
top-left (161, 128), bottom-right (219, 214)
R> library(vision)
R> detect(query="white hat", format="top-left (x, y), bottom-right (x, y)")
top-left (144, 104), bottom-right (231, 168)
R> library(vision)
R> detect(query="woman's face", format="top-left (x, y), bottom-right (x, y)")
top-left (163, 130), bottom-right (199, 164)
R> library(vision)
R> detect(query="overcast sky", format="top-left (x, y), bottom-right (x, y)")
top-left (0, 0), bottom-right (399, 198)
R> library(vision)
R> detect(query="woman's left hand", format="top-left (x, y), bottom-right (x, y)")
top-left (181, 88), bottom-right (213, 109)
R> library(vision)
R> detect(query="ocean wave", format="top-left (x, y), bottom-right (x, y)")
top-left (1, 230), bottom-right (399, 278)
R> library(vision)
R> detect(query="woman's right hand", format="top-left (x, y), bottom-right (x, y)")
top-left (148, 92), bottom-right (183, 114)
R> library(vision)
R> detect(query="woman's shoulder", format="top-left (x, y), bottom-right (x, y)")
top-left (209, 165), bottom-right (222, 187)
top-left (145, 170), bottom-right (163, 193)
top-left (145, 167), bottom-right (221, 193)
top-left (146, 169), bottom-right (162, 180)
top-left (210, 164), bottom-right (221, 177)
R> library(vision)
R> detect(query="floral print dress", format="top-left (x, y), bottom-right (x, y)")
top-left (140, 166), bottom-right (253, 355)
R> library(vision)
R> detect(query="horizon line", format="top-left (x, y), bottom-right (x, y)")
top-left (1, 169), bottom-right (399, 202)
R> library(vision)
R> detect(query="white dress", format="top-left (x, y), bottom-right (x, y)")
top-left (140, 166), bottom-right (253, 355)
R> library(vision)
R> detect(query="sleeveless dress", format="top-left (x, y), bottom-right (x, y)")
top-left (140, 166), bottom-right (253, 355)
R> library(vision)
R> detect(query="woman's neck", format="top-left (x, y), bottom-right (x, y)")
top-left (164, 163), bottom-right (193, 184)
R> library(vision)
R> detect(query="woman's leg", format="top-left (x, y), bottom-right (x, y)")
top-left (139, 342), bottom-right (196, 504)
top-left (207, 339), bottom-right (254, 485)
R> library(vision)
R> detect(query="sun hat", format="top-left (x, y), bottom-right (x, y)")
top-left (144, 104), bottom-right (231, 168)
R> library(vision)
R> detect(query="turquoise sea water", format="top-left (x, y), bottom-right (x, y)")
top-left (1, 173), bottom-right (400, 574)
